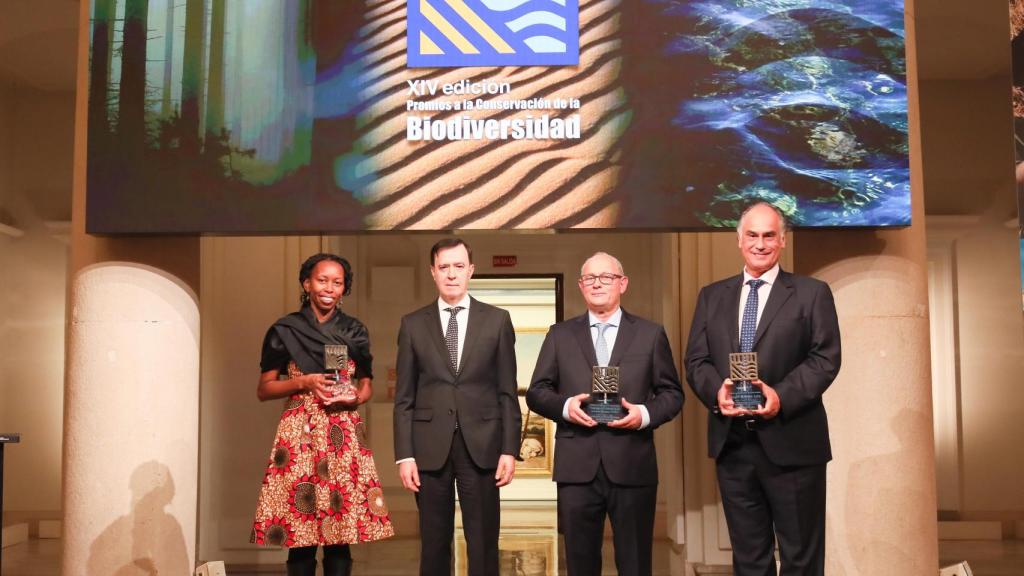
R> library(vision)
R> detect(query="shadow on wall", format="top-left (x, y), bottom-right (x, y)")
top-left (87, 461), bottom-right (190, 575)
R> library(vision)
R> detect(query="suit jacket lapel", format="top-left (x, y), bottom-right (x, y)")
top-left (572, 314), bottom-right (599, 367)
top-left (425, 304), bottom-right (456, 377)
top-left (727, 275), bottom-right (743, 352)
top-left (459, 297), bottom-right (485, 376)
top-left (608, 309), bottom-right (636, 366)
top-left (753, 270), bottom-right (794, 349)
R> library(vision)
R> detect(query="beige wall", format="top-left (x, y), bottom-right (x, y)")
top-left (957, 221), bottom-right (1024, 516)
top-left (914, 0), bottom-right (1024, 522)
top-left (917, 78), bottom-right (1015, 217)
top-left (928, 218), bottom-right (1024, 518)
top-left (0, 82), bottom-right (75, 529)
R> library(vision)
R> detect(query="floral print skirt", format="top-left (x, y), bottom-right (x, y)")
top-left (251, 370), bottom-right (394, 548)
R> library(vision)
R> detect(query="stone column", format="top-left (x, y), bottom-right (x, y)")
top-left (62, 2), bottom-right (201, 572)
top-left (796, 224), bottom-right (938, 575)
top-left (794, 2), bottom-right (939, 571)
top-left (63, 263), bottom-right (200, 575)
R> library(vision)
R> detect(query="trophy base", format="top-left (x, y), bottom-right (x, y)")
top-left (732, 386), bottom-right (764, 411)
top-left (586, 400), bottom-right (626, 424)
top-left (329, 382), bottom-right (357, 403)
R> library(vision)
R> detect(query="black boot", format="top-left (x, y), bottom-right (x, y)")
top-left (286, 545), bottom-right (318, 576)
top-left (285, 557), bottom-right (317, 576)
top-left (322, 544), bottom-right (353, 576)
top-left (322, 556), bottom-right (352, 576)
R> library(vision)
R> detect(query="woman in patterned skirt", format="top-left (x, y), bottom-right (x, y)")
top-left (251, 253), bottom-right (394, 576)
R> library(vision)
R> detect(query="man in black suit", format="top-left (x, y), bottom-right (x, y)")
top-left (685, 202), bottom-right (841, 576)
top-left (527, 252), bottom-right (684, 576)
top-left (393, 238), bottom-right (520, 576)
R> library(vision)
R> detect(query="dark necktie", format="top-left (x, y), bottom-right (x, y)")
top-left (444, 306), bottom-right (464, 371)
top-left (740, 279), bottom-right (765, 352)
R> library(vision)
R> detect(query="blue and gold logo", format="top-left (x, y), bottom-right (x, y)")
top-left (407, 0), bottom-right (579, 67)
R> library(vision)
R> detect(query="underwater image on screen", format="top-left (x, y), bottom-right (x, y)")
top-left (85, 0), bottom-right (908, 233)
top-left (647, 0), bottom-right (909, 227)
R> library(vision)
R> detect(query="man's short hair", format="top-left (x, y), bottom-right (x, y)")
top-left (736, 202), bottom-right (790, 236)
top-left (580, 252), bottom-right (625, 276)
top-left (430, 237), bottom-right (473, 265)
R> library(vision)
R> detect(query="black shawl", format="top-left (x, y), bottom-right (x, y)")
top-left (260, 306), bottom-right (373, 380)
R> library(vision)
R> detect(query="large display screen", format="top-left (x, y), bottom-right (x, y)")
top-left (86, 0), bottom-right (909, 233)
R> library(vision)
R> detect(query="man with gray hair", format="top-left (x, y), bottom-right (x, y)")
top-left (527, 251), bottom-right (684, 576)
top-left (685, 202), bottom-right (841, 575)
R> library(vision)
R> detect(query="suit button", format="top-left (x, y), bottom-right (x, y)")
top-left (448, 409), bottom-right (454, 415)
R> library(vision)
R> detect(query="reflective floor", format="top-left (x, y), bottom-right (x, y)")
top-left (939, 540), bottom-right (1024, 576)
top-left (3, 537), bottom-right (1023, 575)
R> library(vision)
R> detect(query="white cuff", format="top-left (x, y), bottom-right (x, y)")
top-left (638, 405), bottom-right (651, 429)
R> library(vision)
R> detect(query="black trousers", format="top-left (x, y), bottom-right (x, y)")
top-left (716, 423), bottom-right (827, 576)
top-left (558, 462), bottom-right (657, 576)
top-left (416, 428), bottom-right (499, 576)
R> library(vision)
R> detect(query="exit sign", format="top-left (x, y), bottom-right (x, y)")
top-left (492, 255), bottom-right (517, 267)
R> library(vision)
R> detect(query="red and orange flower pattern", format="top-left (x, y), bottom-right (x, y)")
top-left (251, 363), bottom-right (394, 548)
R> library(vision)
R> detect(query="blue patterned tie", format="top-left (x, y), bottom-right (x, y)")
top-left (740, 279), bottom-right (765, 352)
top-left (594, 323), bottom-right (611, 366)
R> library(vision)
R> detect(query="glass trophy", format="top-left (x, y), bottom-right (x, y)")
top-left (729, 352), bottom-right (764, 410)
top-left (585, 366), bottom-right (626, 424)
top-left (324, 344), bottom-right (357, 402)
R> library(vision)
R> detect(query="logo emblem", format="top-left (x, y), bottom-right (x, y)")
top-left (407, 0), bottom-right (579, 67)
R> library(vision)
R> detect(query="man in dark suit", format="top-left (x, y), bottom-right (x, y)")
top-left (527, 252), bottom-right (684, 576)
top-left (685, 202), bottom-right (841, 576)
top-left (393, 238), bottom-right (520, 576)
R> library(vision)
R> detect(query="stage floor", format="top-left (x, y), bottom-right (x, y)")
top-left (3, 535), bottom-right (1023, 575)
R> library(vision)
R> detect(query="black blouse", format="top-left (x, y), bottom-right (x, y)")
top-left (260, 306), bottom-right (373, 380)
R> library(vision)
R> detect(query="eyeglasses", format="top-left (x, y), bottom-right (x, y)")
top-left (579, 273), bottom-right (623, 286)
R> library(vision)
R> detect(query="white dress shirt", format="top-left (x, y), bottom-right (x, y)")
top-left (738, 264), bottom-right (780, 334)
